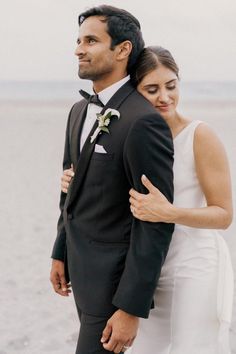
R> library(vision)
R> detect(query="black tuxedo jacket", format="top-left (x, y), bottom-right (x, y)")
top-left (52, 81), bottom-right (174, 318)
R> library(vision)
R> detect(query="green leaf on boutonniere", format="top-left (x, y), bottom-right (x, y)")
top-left (101, 127), bottom-right (109, 133)
top-left (90, 108), bottom-right (120, 143)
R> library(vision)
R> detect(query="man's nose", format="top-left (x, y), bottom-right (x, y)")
top-left (75, 43), bottom-right (85, 56)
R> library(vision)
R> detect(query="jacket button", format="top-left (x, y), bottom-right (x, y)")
top-left (67, 213), bottom-right (73, 220)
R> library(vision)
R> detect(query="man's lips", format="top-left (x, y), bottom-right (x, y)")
top-left (79, 60), bottom-right (90, 64)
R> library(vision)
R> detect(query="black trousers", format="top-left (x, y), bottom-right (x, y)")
top-left (76, 305), bottom-right (124, 354)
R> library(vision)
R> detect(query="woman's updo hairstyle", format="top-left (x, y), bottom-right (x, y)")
top-left (130, 46), bottom-right (179, 87)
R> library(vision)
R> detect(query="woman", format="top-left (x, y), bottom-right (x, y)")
top-left (61, 47), bottom-right (234, 353)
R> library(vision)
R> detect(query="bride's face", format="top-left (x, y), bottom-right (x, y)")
top-left (137, 64), bottom-right (179, 121)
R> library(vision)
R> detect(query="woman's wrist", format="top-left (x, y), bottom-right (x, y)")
top-left (165, 204), bottom-right (179, 223)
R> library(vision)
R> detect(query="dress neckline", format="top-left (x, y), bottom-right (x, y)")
top-left (173, 120), bottom-right (196, 141)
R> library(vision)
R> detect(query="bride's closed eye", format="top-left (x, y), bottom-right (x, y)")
top-left (166, 85), bottom-right (176, 90)
top-left (147, 88), bottom-right (158, 94)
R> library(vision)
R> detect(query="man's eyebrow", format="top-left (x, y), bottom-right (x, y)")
top-left (77, 35), bottom-right (100, 43)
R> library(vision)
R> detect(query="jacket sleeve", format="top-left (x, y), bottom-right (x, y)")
top-left (112, 113), bottom-right (175, 318)
top-left (51, 108), bottom-right (73, 261)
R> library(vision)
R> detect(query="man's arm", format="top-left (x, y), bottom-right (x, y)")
top-left (101, 113), bottom-right (174, 351)
top-left (50, 107), bottom-right (73, 296)
top-left (51, 111), bottom-right (72, 260)
top-left (113, 113), bottom-right (174, 317)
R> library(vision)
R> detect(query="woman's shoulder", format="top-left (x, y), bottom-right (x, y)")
top-left (193, 121), bottom-right (226, 160)
top-left (194, 121), bottom-right (221, 145)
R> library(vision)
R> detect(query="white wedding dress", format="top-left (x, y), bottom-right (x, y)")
top-left (128, 120), bottom-right (234, 354)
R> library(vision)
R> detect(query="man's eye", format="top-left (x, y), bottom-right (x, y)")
top-left (167, 85), bottom-right (175, 90)
top-left (88, 39), bottom-right (96, 44)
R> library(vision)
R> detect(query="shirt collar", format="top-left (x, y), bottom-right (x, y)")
top-left (95, 76), bottom-right (130, 106)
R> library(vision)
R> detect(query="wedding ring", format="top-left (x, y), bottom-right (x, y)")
top-left (122, 345), bottom-right (129, 351)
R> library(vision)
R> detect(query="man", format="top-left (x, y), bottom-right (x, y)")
top-left (50, 5), bottom-right (174, 354)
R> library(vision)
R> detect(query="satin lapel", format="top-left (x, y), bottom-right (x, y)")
top-left (67, 81), bottom-right (135, 210)
top-left (70, 100), bottom-right (88, 166)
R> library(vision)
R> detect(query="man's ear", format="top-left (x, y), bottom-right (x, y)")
top-left (116, 40), bottom-right (132, 61)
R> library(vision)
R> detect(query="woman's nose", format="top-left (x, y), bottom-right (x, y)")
top-left (158, 89), bottom-right (169, 103)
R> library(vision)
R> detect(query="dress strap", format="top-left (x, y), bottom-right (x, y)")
top-left (174, 120), bottom-right (203, 147)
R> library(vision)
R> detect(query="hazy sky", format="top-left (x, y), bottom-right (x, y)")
top-left (1, 0), bottom-right (235, 82)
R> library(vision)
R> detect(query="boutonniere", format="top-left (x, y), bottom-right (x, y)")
top-left (90, 108), bottom-right (120, 143)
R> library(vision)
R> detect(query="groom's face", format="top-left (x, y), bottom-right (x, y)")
top-left (75, 16), bottom-right (119, 82)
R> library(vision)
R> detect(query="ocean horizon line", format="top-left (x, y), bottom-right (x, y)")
top-left (1, 80), bottom-right (236, 102)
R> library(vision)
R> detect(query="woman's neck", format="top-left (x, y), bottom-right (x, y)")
top-left (167, 112), bottom-right (192, 139)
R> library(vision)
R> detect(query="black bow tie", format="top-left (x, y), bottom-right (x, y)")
top-left (79, 89), bottom-right (104, 107)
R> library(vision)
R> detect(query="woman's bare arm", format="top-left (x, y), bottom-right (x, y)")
top-left (129, 123), bottom-right (233, 229)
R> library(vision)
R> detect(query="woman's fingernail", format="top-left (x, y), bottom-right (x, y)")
top-left (142, 174), bottom-right (147, 180)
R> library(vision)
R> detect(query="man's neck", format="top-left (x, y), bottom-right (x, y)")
top-left (93, 72), bottom-right (128, 93)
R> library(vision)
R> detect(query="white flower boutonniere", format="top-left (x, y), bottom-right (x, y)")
top-left (90, 108), bottom-right (120, 143)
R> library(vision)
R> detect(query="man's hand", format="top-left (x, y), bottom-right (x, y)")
top-left (101, 309), bottom-right (139, 353)
top-left (61, 164), bottom-right (74, 193)
top-left (50, 259), bottom-right (71, 296)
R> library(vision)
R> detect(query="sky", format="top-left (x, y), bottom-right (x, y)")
top-left (0, 0), bottom-right (235, 82)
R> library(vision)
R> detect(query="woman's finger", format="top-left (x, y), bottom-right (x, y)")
top-left (129, 197), bottom-right (141, 210)
top-left (62, 175), bottom-right (72, 183)
top-left (131, 208), bottom-right (147, 221)
top-left (64, 170), bottom-right (74, 178)
top-left (141, 174), bottom-right (157, 193)
top-left (61, 175), bottom-right (71, 185)
top-left (113, 343), bottom-right (125, 353)
top-left (142, 175), bottom-right (165, 200)
top-left (129, 188), bottom-right (143, 200)
top-left (61, 181), bottom-right (69, 187)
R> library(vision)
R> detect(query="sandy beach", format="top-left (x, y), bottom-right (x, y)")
top-left (0, 97), bottom-right (235, 353)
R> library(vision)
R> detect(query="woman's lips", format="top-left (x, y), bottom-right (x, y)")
top-left (156, 104), bottom-right (171, 111)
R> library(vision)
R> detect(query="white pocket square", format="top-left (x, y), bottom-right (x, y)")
top-left (94, 144), bottom-right (107, 154)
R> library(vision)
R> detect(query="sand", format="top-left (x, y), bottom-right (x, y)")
top-left (0, 99), bottom-right (235, 353)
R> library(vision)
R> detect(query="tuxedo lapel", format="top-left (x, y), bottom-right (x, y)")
top-left (67, 81), bottom-right (135, 210)
top-left (66, 122), bottom-right (98, 210)
top-left (70, 100), bottom-right (88, 166)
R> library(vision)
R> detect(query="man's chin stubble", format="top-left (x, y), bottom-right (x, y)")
top-left (79, 70), bottom-right (93, 80)
top-left (78, 70), bottom-right (88, 79)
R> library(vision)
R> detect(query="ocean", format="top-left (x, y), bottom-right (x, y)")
top-left (1, 80), bottom-right (236, 102)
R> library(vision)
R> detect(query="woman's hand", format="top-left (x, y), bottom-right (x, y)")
top-left (129, 175), bottom-right (175, 223)
top-left (61, 164), bottom-right (74, 194)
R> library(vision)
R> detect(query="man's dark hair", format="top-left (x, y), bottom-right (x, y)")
top-left (78, 5), bottom-right (145, 74)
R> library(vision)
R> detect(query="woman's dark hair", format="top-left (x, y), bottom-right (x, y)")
top-left (78, 5), bottom-right (145, 74)
top-left (130, 46), bottom-right (179, 87)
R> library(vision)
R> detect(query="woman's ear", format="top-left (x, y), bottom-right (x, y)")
top-left (116, 40), bottom-right (132, 61)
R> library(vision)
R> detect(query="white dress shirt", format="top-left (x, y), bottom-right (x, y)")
top-left (80, 76), bottom-right (130, 150)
